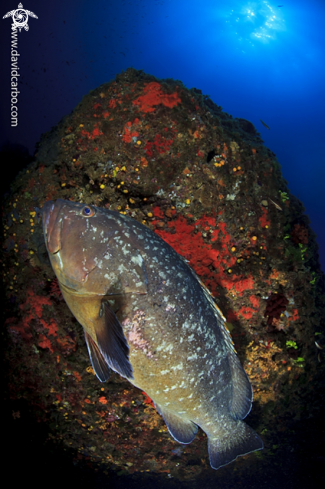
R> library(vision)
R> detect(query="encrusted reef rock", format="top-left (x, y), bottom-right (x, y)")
top-left (2, 68), bottom-right (325, 485)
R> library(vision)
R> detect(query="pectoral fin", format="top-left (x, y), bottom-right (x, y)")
top-left (84, 331), bottom-right (111, 382)
top-left (58, 286), bottom-right (133, 381)
top-left (96, 301), bottom-right (133, 380)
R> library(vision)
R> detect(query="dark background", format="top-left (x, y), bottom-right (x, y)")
top-left (1, 1), bottom-right (324, 270)
top-left (1, 2), bottom-right (325, 487)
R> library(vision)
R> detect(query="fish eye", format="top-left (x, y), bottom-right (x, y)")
top-left (81, 205), bottom-right (95, 217)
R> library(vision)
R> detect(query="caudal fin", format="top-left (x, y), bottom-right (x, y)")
top-left (208, 420), bottom-right (263, 470)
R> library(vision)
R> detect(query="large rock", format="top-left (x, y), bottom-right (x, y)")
top-left (2, 68), bottom-right (325, 486)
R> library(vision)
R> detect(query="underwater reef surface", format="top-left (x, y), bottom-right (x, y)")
top-left (2, 68), bottom-right (325, 488)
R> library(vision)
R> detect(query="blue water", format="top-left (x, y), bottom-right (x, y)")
top-left (0, 0), bottom-right (324, 270)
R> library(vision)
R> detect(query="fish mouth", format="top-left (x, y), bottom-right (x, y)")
top-left (42, 199), bottom-right (97, 286)
top-left (42, 200), bottom-right (54, 236)
top-left (49, 248), bottom-right (97, 289)
top-left (42, 199), bottom-right (64, 254)
top-left (59, 280), bottom-right (102, 297)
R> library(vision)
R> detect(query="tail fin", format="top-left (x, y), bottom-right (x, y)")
top-left (208, 420), bottom-right (263, 470)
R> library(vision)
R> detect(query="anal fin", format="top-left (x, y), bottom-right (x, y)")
top-left (155, 403), bottom-right (198, 444)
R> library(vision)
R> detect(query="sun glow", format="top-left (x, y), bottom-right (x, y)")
top-left (225, 1), bottom-right (286, 44)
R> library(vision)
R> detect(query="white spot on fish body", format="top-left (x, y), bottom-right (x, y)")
top-left (182, 321), bottom-right (190, 330)
top-left (131, 255), bottom-right (143, 267)
top-left (160, 370), bottom-right (170, 375)
top-left (117, 264), bottom-right (127, 273)
top-left (122, 244), bottom-right (130, 255)
top-left (170, 363), bottom-right (183, 371)
top-left (156, 341), bottom-right (166, 352)
top-left (187, 352), bottom-right (198, 361)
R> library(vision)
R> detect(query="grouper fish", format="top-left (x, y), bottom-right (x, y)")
top-left (42, 198), bottom-right (263, 470)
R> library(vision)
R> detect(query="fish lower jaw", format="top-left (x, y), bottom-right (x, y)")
top-left (58, 281), bottom-right (99, 296)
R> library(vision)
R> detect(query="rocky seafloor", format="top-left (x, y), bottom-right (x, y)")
top-left (2, 68), bottom-right (325, 488)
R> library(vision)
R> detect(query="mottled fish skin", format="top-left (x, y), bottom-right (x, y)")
top-left (42, 199), bottom-right (263, 470)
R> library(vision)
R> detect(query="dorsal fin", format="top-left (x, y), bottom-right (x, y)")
top-left (184, 264), bottom-right (253, 419)
top-left (226, 353), bottom-right (253, 419)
